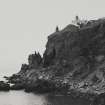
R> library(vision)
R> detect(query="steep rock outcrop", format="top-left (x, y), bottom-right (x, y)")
top-left (28, 51), bottom-right (42, 69)
top-left (7, 18), bottom-right (105, 105)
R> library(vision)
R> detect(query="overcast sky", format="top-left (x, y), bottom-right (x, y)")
top-left (0, 0), bottom-right (105, 76)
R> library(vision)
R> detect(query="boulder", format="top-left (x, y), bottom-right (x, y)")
top-left (10, 83), bottom-right (25, 90)
top-left (0, 81), bottom-right (10, 91)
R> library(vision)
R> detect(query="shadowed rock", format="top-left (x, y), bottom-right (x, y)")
top-left (28, 51), bottom-right (42, 69)
top-left (0, 81), bottom-right (10, 91)
top-left (21, 64), bottom-right (29, 72)
top-left (7, 17), bottom-right (105, 104)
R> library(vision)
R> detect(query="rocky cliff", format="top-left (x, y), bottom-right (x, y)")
top-left (7, 18), bottom-right (105, 104)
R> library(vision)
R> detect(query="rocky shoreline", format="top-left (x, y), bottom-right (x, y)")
top-left (0, 81), bottom-right (10, 91)
top-left (2, 17), bottom-right (105, 105)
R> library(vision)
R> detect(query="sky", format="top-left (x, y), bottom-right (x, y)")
top-left (0, 0), bottom-right (105, 76)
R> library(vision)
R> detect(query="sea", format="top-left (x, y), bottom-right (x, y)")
top-left (0, 76), bottom-right (91, 105)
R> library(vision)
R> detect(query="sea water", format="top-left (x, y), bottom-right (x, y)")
top-left (0, 90), bottom-right (91, 105)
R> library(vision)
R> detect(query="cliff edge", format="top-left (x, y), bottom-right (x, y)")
top-left (7, 17), bottom-right (105, 104)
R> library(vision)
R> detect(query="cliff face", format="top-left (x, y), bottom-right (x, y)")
top-left (8, 18), bottom-right (105, 98)
top-left (43, 20), bottom-right (105, 83)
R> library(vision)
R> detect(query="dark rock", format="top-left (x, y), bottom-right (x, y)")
top-left (7, 74), bottom-right (22, 84)
top-left (0, 81), bottom-right (10, 91)
top-left (28, 51), bottom-right (42, 69)
top-left (92, 93), bottom-right (105, 105)
top-left (25, 79), bottom-right (56, 93)
top-left (21, 64), bottom-right (29, 72)
top-left (7, 18), bottom-right (105, 104)
top-left (10, 83), bottom-right (25, 90)
top-left (43, 48), bottom-right (56, 67)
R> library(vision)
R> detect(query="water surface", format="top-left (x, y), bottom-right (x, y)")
top-left (0, 90), bottom-right (91, 105)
